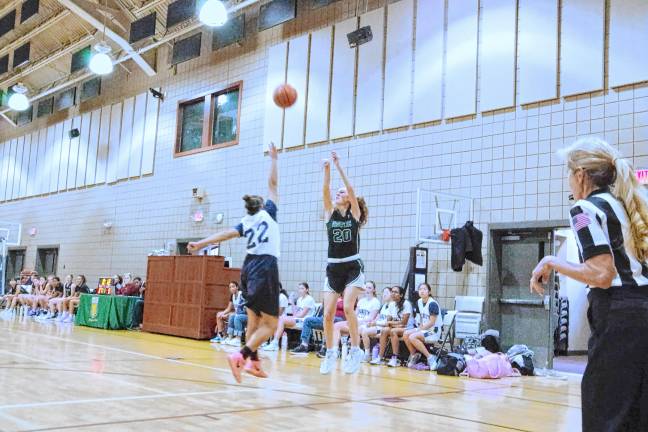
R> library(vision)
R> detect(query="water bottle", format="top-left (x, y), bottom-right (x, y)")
top-left (281, 332), bottom-right (288, 350)
top-left (341, 336), bottom-right (349, 359)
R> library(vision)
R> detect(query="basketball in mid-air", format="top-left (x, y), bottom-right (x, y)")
top-left (273, 83), bottom-right (298, 108)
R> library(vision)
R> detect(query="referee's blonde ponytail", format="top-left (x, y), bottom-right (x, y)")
top-left (559, 137), bottom-right (648, 261)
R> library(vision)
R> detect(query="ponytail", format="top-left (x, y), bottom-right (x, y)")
top-left (613, 158), bottom-right (648, 261)
top-left (357, 196), bottom-right (368, 226)
top-left (559, 137), bottom-right (648, 261)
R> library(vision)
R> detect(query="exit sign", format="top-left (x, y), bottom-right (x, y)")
top-left (637, 169), bottom-right (648, 185)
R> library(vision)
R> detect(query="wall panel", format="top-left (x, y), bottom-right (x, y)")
top-left (141, 93), bottom-right (158, 176)
top-left (413, 0), bottom-right (444, 124)
top-left (6, 139), bottom-right (17, 200)
top-left (35, 129), bottom-right (46, 195)
top-left (18, 134), bottom-right (30, 198)
top-left (58, 119), bottom-right (72, 191)
top-left (76, 112), bottom-right (91, 188)
top-left (330, 17), bottom-right (357, 139)
top-left (0, 142), bottom-right (8, 201)
top-left (86, 109), bottom-right (101, 186)
top-left (106, 102), bottom-right (122, 184)
top-left (355, 8), bottom-right (385, 135)
top-left (27, 131), bottom-right (39, 197)
top-left (67, 116), bottom-right (81, 189)
top-left (49, 123), bottom-right (62, 193)
top-left (518, 0), bottom-right (558, 104)
top-left (262, 42), bottom-right (287, 150)
top-left (12, 137), bottom-right (24, 200)
top-left (305, 26), bottom-right (332, 144)
top-left (96, 106), bottom-right (111, 184)
top-left (283, 35), bottom-right (309, 149)
top-left (561, 0), bottom-right (604, 96)
top-left (609, 0), bottom-right (648, 88)
top-left (383, 0), bottom-right (414, 130)
top-left (119, 97), bottom-right (135, 180)
top-left (480, 0), bottom-right (517, 111)
top-left (129, 93), bottom-right (147, 178)
top-left (445, 0), bottom-right (478, 118)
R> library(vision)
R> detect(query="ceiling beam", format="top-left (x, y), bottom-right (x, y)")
top-left (0, 35), bottom-right (95, 89)
top-left (0, 10), bottom-right (72, 59)
top-left (0, 112), bottom-right (17, 128)
top-left (56, 0), bottom-right (156, 76)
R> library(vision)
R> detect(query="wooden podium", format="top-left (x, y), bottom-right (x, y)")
top-left (143, 256), bottom-right (240, 339)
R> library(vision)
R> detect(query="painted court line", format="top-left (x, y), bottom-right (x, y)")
top-left (0, 389), bottom-right (257, 410)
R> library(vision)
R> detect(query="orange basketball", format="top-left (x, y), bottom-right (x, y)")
top-left (273, 83), bottom-right (298, 108)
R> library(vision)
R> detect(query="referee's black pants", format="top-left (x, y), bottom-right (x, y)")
top-left (582, 286), bottom-right (648, 431)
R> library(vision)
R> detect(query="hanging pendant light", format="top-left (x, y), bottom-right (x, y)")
top-left (199, 0), bottom-right (228, 26)
top-left (8, 83), bottom-right (30, 111)
top-left (89, 41), bottom-right (114, 75)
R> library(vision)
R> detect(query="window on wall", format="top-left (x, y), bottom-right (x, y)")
top-left (175, 82), bottom-right (242, 157)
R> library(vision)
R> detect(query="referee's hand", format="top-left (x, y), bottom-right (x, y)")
top-left (530, 256), bottom-right (554, 295)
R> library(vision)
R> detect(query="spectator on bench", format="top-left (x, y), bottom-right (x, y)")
top-left (211, 281), bottom-right (242, 343)
top-left (1, 279), bottom-right (20, 314)
top-left (370, 285), bottom-right (412, 366)
top-left (221, 294), bottom-right (248, 347)
top-left (119, 277), bottom-right (143, 296)
top-left (404, 283), bottom-right (442, 369)
top-left (290, 295), bottom-right (345, 354)
top-left (331, 281), bottom-right (381, 351)
top-left (59, 275), bottom-right (90, 323)
top-left (360, 287), bottom-right (392, 361)
top-left (28, 277), bottom-right (48, 316)
top-left (40, 276), bottom-right (67, 320)
top-left (279, 286), bottom-right (289, 316)
top-left (262, 282), bottom-right (316, 351)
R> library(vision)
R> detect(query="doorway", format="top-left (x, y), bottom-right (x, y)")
top-left (488, 227), bottom-right (560, 368)
top-left (5, 248), bottom-right (26, 286)
top-left (36, 247), bottom-right (59, 276)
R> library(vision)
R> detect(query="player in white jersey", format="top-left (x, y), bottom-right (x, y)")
top-left (403, 283), bottom-right (442, 369)
top-left (188, 143), bottom-right (280, 383)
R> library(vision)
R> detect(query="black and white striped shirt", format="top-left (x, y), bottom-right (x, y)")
top-left (570, 187), bottom-right (648, 288)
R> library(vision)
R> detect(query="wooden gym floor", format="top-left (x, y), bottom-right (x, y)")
top-left (0, 317), bottom-right (582, 432)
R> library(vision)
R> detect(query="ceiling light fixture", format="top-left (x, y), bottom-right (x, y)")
top-left (199, 0), bottom-right (228, 26)
top-left (89, 41), bottom-right (114, 75)
top-left (89, 0), bottom-right (114, 76)
top-left (8, 83), bottom-right (30, 111)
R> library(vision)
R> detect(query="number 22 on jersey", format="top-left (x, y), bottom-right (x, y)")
top-left (244, 221), bottom-right (269, 249)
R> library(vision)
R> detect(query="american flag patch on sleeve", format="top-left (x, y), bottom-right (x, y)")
top-left (572, 213), bottom-right (591, 231)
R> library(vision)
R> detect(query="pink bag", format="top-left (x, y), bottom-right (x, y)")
top-left (461, 353), bottom-right (521, 379)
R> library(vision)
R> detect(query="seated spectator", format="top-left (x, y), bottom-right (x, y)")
top-left (119, 277), bottom-right (143, 296)
top-left (39, 277), bottom-right (65, 320)
top-left (59, 275), bottom-right (90, 323)
top-left (290, 295), bottom-right (346, 354)
top-left (129, 281), bottom-right (146, 329)
top-left (360, 287), bottom-right (392, 361)
top-left (210, 281), bottom-right (241, 343)
top-left (370, 285), bottom-right (412, 366)
top-left (331, 281), bottom-right (381, 351)
top-left (262, 282), bottom-right (316, 351)
top-left (45, 275), bottom-right (73, 320)
top-left (1, 279), bottom-right (20, 314)
top-left (403, 283), bottom-right (442, 369)
top-left (278, 286), bottom-right (289, 316)
top-left (221, 294), bottom-right (248, 347)
top-left (113, 275), bottom-right (124, 293)
top-left (28, 277), bottom-right (48, 316)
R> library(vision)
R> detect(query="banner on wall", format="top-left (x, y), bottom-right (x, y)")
top-left (637, 169), bottom-right (648, 185)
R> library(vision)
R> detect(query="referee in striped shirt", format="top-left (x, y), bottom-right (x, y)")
top-left (531, 137), bottom-right (648, 432)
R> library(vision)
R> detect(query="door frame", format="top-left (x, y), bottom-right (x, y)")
top-left (487, 220), bottom-right (569, 368)
top-left (35, 245), bottom-right (60, 277)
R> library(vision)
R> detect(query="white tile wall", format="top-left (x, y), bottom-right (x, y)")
top-left (0, 0), bottom-right (647, 309)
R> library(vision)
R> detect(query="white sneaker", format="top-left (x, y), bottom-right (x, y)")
top-left (407, 353), bottom-right (422, 368)
top-left (63, 315), bottom-right (74, 323)
top-left (320, 349), bottom-right (338, 375)
top-left (387, 356), bottom-right (400, 368)
top-left (427, 355), bottom-right (438, 371)
top-left (369, 356), bottom-right (383, 366)
top-left (362, 352), bottom-right (371, 363)
top-left (261, 340), bottom-right (278, 351)
top-left (227, 337), bottom-right (241, 347)
top-left (343, 347), bottom-right (364, 374)
top-left (56, 312), bottom-right (67, 322)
